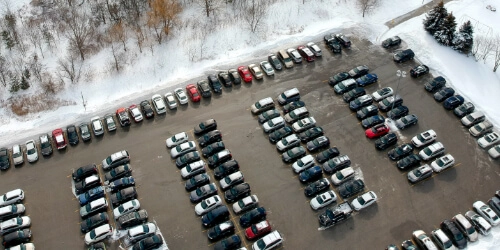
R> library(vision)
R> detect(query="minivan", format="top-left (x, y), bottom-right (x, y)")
top-left (277, 50), bottom-right (293, 69)
top-left (461, 111), bottom-right (485, 127)
top-left (452, 213), bottom-right (478, 242)
top-left (277, 88), bottom-right (300, 105)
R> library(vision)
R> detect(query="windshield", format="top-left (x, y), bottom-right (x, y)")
top-left (423, 148), bottom-right (432, 156)
top-left (414, 169), bottom-right (422, 177)
top-left (12, 150), bottom-right (21, 158)
top-left (336, 172), bottom-right (344, 179)
top-left (106, 156), bottom-right (113, 164)
top-left (186, 166), bottom-right (192, 172)
top-left (201, 200), bottom-right (208, 209)
top-left (357, 196), bottom-right (366, 205)
top-left (416, 134), bottom-right (425, 141)
top-left (255, 102), bottom-right (262, 109)
top-left (436, 159), bottom-right (445, 167)
top-left (27, 148), bottom-right (36, 154)
top-left (89, 230), bottom-right (97, 239)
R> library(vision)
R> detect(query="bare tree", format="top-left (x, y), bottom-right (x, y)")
top-left (471, 35), bottom-right (484, 61)
top-left (242, 0), bottom-right (268, 33)
top-left (147, 0), bottom-right (182, 44)
top-left (357, 0), bottom-right (380, 17)
top-left (109, 20), bottom-right (128, 51)
top-left (64, 9), bottom-right (96, 60)
top-left (479, 36), bottom-right (495, 63)
top-left (0, 55), bottom-right (9, 87)
top-left (197, 0), bottom-right (223, 17)
top-left (133, 26), bottom-right (145, 53)
top-left (493, 36), bottom-right (500, 72)
top-left (57, 54), bottom-right (82, 84)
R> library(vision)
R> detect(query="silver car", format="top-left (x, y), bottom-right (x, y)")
top-left (25, 140), bottom-right (38, 163)
top-left (11, 144), bottom-right (24, 165)
top-left (164, 92), bottom-right (178, 109)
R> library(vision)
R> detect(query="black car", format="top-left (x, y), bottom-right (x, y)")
top-left (375, 133), bottom-right (398, 150)
top-left (39, 134), bottom-right (53, 156)
top-left (387, 105), bottom-right (409, 120)
top-left (201, 141), bottom-right (225, 157)
top-left (388, 143), bottom-right (414, 161)
top-left (190, 183), bottom-right (218, 203)
top-left (213, 234), bottom-right (242, 250)
top-left (434, 87), bottom-right (455, 102)
top-left (396, 154), bottom-right (421, 170)
top-left (72, 164), bottom-right (98, 181)
top-left (218, 72), bottom-right (233, 87)
top-left (214, 160), bottom-right (239, 180)
top-left (348, 65), bottom-right (369, 78)
top-left (207, 221), bottom-right (235, 241)
top-left (282, 146), bottom-right (306, 163)
top-left (80, 212), bottom-right (109, 233)
top-left (228, 69), bottom-right (242, 85)
top-left (282, 101), bottom-right (306, 114)
top-left (110, 187), bottom-right (137, 206)
top-left (395, 114), bottom-right (418, 130)
top-left (202, 206), bottom-right (230, 227)
top-left (239, 207), bottom-right (267, 228)
top-left (197, 80), bottom-right (212, 98)
top-left (322, 155), bottom-right (351, 175)
top-left (381, 36), bottom-right (401, 48)
top-left (356, 105), bottom-right (379, 119)
top-left (409, 65), bottom-right (429, 78)
top-left (0, 148), bottom-right (10, 170)
top-left (269, 126), bottom-right (293, 143)
top-left (258, 109), bottom-right (280, 124)
top-left (361, 115), bottom-right (385, 129)
top-left (109, 176), bottom-right (135, 192)
top-left (335, 33), bottom-right (351, 48)
top-left (393, 49), bottom-right (414, 63)
top-left (324, 34), bottom-right (342, 53)
top-left (140, 100), bottom-right (154, 119)
top-left (104, 164), bottom-right (132, 182)
top-left (132, 234), bottom-right (163, 250)
top-left (67, 124), bottom-right (80, 145)
top-left (79, 122), bottom-right (92, 141)
top-left (342, 87), bottom-right (366, 102)
top-left (208, 74), bottom-right (222, 93)
top-left (194, 118), bottom-right (217, 135)
top-left (441, 219), bottom-right (467, 249)
top-left (315, 147), bottom-right (340, 164)
top-left (118, 209), bottom-right (148, 229)
top-left (208, 149), bottom-right (232, 168)
top-left (299, 166), bottom-right (323, 183)
top-left (298, 127), bottom-right (324, 142)
top-left (304, 178), bottom-right (330, 197)
top-left (185, 173), bottom-right (210, 191)
top-left (224, 183), bottom-right (251, 203)
top-left (306, 136), bottom-right (330, 152)
top-left (443, 95), bottom-right (464, 110)
top-left (175, 151), bottom-right (201, 168)
top-left (75, 175), bottom-right (101, 195)
top-left (268, 54), bottom-right (283, 70)
top-left (425, 76), bottom-right (446, 92)
top-left (198, 130), bottom-right (222, 147)
top-left (338, 179), bottom-right (365, 199)
top-left (2, 229), bottom-right (31, 247)
top-left (329, 72), bottom-right (351, 87)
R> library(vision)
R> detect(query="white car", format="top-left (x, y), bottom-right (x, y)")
top-left (260, 61), bottom-right (275, 76)
top-left (284, 107), bottom-right (309, 123)
top-left (164, 92), bottom-right (177, 109)
top-left (276, 134), bottom-right (300, 152)
top-left (174, 88), bottom-right (188, 105)
top-left (0, 189), bottom-right (25, 207)
top-left (473, 201), bottom-right (500, 226)
top-left (351, 191), bottom-right (377, 211)
top-left (219, 171), bottom-right (244, 190)
top-left (129, 104), bottom-right (143, 122)
top-left (102, 150), bottom-right (130, 170)
top-left (263, 116), bottom-right (285, 133)
top-left (80, 198), bottom-right (108, 218)
top-left (371, 87), bottom-right (394, 102)
top-left (251, 97), bottom-right (275, 114)
top-left (90, 116), bottom-right (104, 136)
top-left (127, 222), bottom-right (157, 243)
top-left (418, 142), bottom-right (445, 160)
top-left (11, 144), bottom-right (24, 165)
top-left (152, 94), bottom-right (167, 114)
top-left (431, 229), bottom-right (455, 250)
top-left (166, 132), bottom-right (189, 148)
top-left (430, 154), bottom-right (455, 173)
top-left (310, 190), bottom-right (337, 210)
top-left (113, 199), bottom-right (140, 219)
top-left (413, 230), bottom-right (438, 250)
top-left (0, 216), bottom-right (31, 235)
top-left (233, 195), bottom-right (259, 214)
top-left (307, 42), bottom-right (322, 57)
top-left (477, 132), bottom-right (500, 149)
top-left (252, 230), bottom-right (283, 250)
top-left (170, 141), bottom-right (196, 158)
top-left (292, 155), bottom-right (315, 173)
top-left (411, 129), bottom-right (437, 148)
top-left (25, 140), bottom-right (38, 163)
top-left (84, 224), bottom-right (113, 245)
top-left (292, 117), bottom-right (316, 132)
top-left (180, 160), bottom-right (206, 179)
top-left (331, 167), bottom-right (355, 185)
top-left (195, 195), bottom-right (222, 216)
top-left (5, 243), bottom-right (35, 250)
top-left (488, 145), bottom-right (500, 159)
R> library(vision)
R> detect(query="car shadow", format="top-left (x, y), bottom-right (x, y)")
top-left (354, 203), bottom-right (379, 220)
top-left (410, 177), bottom-right (435, 193)
top-left (434, 167), bottom-right (457, 182)
top-left (201, 98), bottom-right (211, 107)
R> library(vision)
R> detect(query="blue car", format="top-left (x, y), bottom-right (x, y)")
top-left (78, 186), bottom-right (104, 206)
top-left (443, 95), bottom-right (464, 110)
top-left (299, 166), bottom-right (323, 183)
top-left (356, 73), bottom-right (378, 87)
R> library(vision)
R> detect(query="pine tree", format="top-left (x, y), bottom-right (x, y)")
top-left (23, 68), bottom-right (31, 79)
top-left (423, 1), bottom-right (448, 35)
top-left (434, 12), bottom-right (457, 46)
top-left (9, 74), bottom-right (20, 93)
top-left (452, 20), bottom-right (474, 54)
top-left (20, 76), bottom-right (30, 90)
top-left (1, 30), bottom-right (15, 50)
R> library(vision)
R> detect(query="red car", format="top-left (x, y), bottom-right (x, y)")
top-left (186, 84), bottom-right (201, 102)
top-left (365, 124), bottom-right (390, 139)
top-left (52, 128), bottom-right (67, 150)
top-left (238, 66), bottom-right (253, 83)
top-left (244, 220), bottom-right (272, 240)
top-left (297, 45), bottom-right (315, 62)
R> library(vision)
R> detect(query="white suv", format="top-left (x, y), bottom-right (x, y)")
top-left (84, 224), bottom-right (112, 245)
top-left (91, 116), bottom-right (104, 136)
top-left (252, 230), bottom-right (283, 250)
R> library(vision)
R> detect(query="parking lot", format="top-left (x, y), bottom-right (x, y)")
top-left (1, 33), bottom-right (499, 249)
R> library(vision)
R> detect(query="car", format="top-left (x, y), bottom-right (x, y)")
top-left (207, 74), bottom-right (223, 93)
top-left (393, 49), bottom-right (414, 63)
top-left (251, 230), bottom-right (283, 250)
top-left (237, 66), bottom-right (252, 83)
top-left (227, 68), bottom-right (242, 84)
top-left (259, 61), bottom-right (275, 76)
top-left (355, 73), bottom-right (378, 87)
top-left (361, 115), bottom-right (385, 129)
top-left (430, 154), bottom-right (455, 173)
top-left (396, 154), bottom-right (422, 170)
top-left (461, 111), bottom-right (486, 127)
top-left (263, 117), bottom-right (285, 133)
top-left (382, 36), bottom-right (401, 48)
top-left (338, 179), bottom-right (365, 199)
top-left (306, 42), bottom-right (322, 57)
top-left (207, 221), bottom-right (235, 241)
top-left (331, 167), bottom-right (355, 185)
top-left (410, 65), bottom-right (429, 78)
top-left (195, 195), bottom-right (222, 216)
top-left (127, 222), bottom-right (157, 244)
top-left (113, 199), bottom-right (140, 218)
top-left (110, 187), bottom-right (137, 206)
top-left (365, 124), bottom-right (390, 139)
top-left (268, 54), bottom-right (283, 71)
top-left (304, 178), bottom-right (330, 197)
top-left (213, 234), bottom-right (242, 250)
top-left (488, 145), bottom-right (500, 159)
top-left (75, 175), bottom-right (101, 195)
top-left (151, 95), bottom-right (167, 115)
top-left (286, 48), bottom-right (302, 63)
top-left (411, 130), bottom-right (437, 148)
top-left (395, 114), bottom-right (418, 130)
top-left (84, 224), bottom-right (112, 245)
top-left (213, 159), bottom-right (240, 180)
top-left (116, 107), bottom-right (132, 126)
top-left (2, 229), bottom-right (31, 248)
top-left (334, 78), bottom-right (357, 94)
top-left (80, 198), bottom-right (108, 218)
top-left (282, 146), bottom-right (306, 163)
top-left (128, 104), bottom-right (143, 122)
top-left (104, 164), bottom-right (132, 183)
top-left (389, 107), bottom-right (410, 122)
top-left (197, 130), bottom-right (222, 147)
top-left (201, 205), bottom-right (230, 227)
top-left (251, 97), bottom-right (275, 115)
top-left (315, 147), bottom-right (340, 164)
top-left (207, 149), bottom-right (232, 168)
top-left (224, 183), bottom-right (251, 203)
top-left (343, 87), bottom-right (366, 102)
top-left (284, 107), bottom-right (309, 123)
top-left (185, 173), bottom-right (210, 191)
top-left (292, 117), bottom-right (316, 133)
top-left (418, 142), bottom-right (445, 160)
top-left (79, 123), bottom-right (92, 141)
top-left (269, 126), bottom-right (293, 144)
top-left (329, 72), bottom-right (351, 87)
top-left (190, 183), bottom-right (218, 203)
top-left (39, 134), bottom-right (53, 156)
top-left (379, 95), bottom-right (403, 112)
top-left (186, 84), bottom-right (201, 102)
top-left (131, 234), bottom-right (163, 250)
top-left (240, 207), bottom-right (266, 228)
top-left (101, 150), bottom-right (130, 170)
top-left (349, 65), bottom-right (369, 78)
top-left (139, 100), bottom-right (154, 119)
top-left (478, 132), bottom-right (500, 149)
top-left (372, 87), bottom-right (394, 102)
top-left (79, 186), bottom-right (105, 206)
top-left (196, 80), bottom-right (212, 98)
top-left (282, 100), bottom-right (305, 114)
top-left (0, 216), bottom-right (31, 235)
top-left (452, 213), bottom-right (478, 242)
top-left (474, 201), bottom-right (500, 226)
top-left (180, 160), bottom-right (206, 179)
top-left (218, 72), bottom-right (232, 87)
top-left (375, 132), bottom-right (398, 150)
top-left (103, 114), bottom-right (116, 132)
top-left (72, 164), bottom-right (98, 181)
top-left (174, 88), bottom-right (188, 105)
top-left (306, 136), bottom-right (330, 152)
top-left (292, 154), bottom-right (315, 173)
top-left (407, 164), bottom-right (433, 183)
top-left (233, 195), bottom-right (259, 214)
top-left (443, 95), bottom-right (464, 110)
top-left (11, 145), bottom-right (23, 166)
top-left (401, 240), bottom-right (418, 250)
top-left (0, 148), bottom-right (10, 170)
top-left (325, 35), bottom-right (342, 53)
top-left (412, 230), bottom-right (438, 250)
top-left (258, 109), bottom-right (280, 124)
top-left (434, 87), bottom-right (455, 102)
top-left (278, 88), bottom-right (301, 106)
top-left (80, 212), bottom-right (109, 233)
top-left (164, 92), bottom-right (178, 109)
top-left (118, 209), bottom-right (148, 229)
top-left (430, 229), bottom-right (455, 250)
top-left (440, 220), bottom-right (467, 249)
top-left (310, 191), bottom-right (337, 210)
top-left (357, 105), bottom-right (379, 119)
top-left (166, 132), bottom-right (189, 148)
top-left (109, 176), bottom-right (135, 192)
top-left (465, 210), bottom-right (492, 236)
top-left (245, 220), bottom-right (272, 240)
top-left (170, 141), bottom-right (196, 158)
top-left (469, 120), bottom-right (493, 137)
top-left (202, 141), bottom-right (225, 157)
top-left (425, 76), bottom-right (447, 92)
top-left (297, 45), bottom-right (315, 62)
top-left (351, 191), bottom-right (377, 211)
top-left (388, 143), bottom-right (414, 161)
top-left (66, 124), bottom-right (80, 145)
top-left (349, 95), bottom-right (373, 111)
top-left (335, 33), bottom-right (351, 48)
top-left (219, 171), bottom-right (244, 190)
top-left (454, 102), bottom-right (474, 118)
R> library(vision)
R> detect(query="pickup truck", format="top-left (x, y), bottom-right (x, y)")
top-left (318, 202), bottom-right (353, 228)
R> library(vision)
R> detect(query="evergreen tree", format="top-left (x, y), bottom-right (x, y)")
top-left (9, 74), bottom-right (19, 93)
top-left (434, 12), bottom-right (457, 46)
top-left (23, 68), bottom-right (31, 79)
top-left (20, 76), bottom-right (30, 90)
top-left (1, 30), bottom-right (15, 50)
top-left (452, 20), bottom-right (474, 54)
top-left (423, 1), bottom-right (448, 35)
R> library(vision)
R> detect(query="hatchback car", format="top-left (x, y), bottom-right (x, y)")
top-left (139, 100), bottom-right (154, 119)
top-left (430, 154), bottom-right (455, 173)
top-left (84, 224), bottom-right (112, 245)
top-left (237, 66), bottom-right (252, 83)
top-left (259, 61), bottom-right (275, 76)
top-left (268, 54), bottom-right (283, 71)
top-left (197, 80), bottom-right (212, 98)
top-left (228, 68), bottom-right (242, 84)
top-left (207, 74), bottom-right (223, 93)
top-left (79, 123), bottom-right (92, 141)
top-left (407, 165), bottom-right (433, 183)
top-left (251, 97), bottom-right (275, 115)
top-left (75, 175), bottom-right (101, 195)
top-left (166, 132), bottom-right (188, 148)
top-left (351, 191), bottom-right (377, 211)
top-left (186, 84), bottom-right (201, 102)
top-left (128, 104), bottom-right (143, 122)
top-left (284, 107), bottom-right (309, 123)
top-left (322, 155), bottom-right (351, 175)
top-left (207, 149), bottom-right (232, 168)
top-left (164, 92), bottom-right (178, 109)
top-left (286, 48), bottom-right (302, 63)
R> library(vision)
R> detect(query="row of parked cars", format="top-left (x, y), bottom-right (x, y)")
top-left (0, 189), bottom-right (33, 249)
top-left (387, 190), bottom-right (500, 250)
top-left (166, 120), bottom-right (283, 250)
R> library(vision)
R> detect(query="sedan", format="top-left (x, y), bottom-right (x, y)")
top-left (292, 117), bottom-right (316, 133)
top-left (381, 36), bottom-right (401, 48)
top-left (287, 48), bottom-right (303, 63)
top-left (194, 119), bottom-right (217, 135)
top-left (185, 173), bottom-right (210, 192)
top-left (396, 154), bottom-right (421, 170)
top-left (80, 212), bottom-right (108, 233)
top-left (410, 65), bottom-right (429, 78)
top-left (207, 221), bottom-right (235, 242)
top-left (395, 114), bottom-right (418, 130)
top-left (298, 126), bottom-right (324, 142)
top-left (0, 148), bottom-right (10, 170)
top-left (372, 87), bottom-right (394, 102)
top-left (0, 216), bottom-right (31, 235)
top-left (262, 117), bottom-right (285, 133)
top-left (315, 147), bottom-right (340, 164)
top-left (197, 80), bottom-right (213, 98)
top-left (412, 230), bottom-right (438, 250)
top-left (292, 155), bottom-right (315, 173)
top-left (282, 146), bottom-right (306, 163)
top-left (180, 160), bottom-right (206, 179)
top-left (104, 164), bottom-right (132, 183)
top-left (434, 87), bottom-right (455, 102)
top-left (375, 132), bottom-right (398, 150)
top-left (355, 73), bottom-right (378, 87)
top-left (443, 95), bottom-right (465, 110)
top-left (11, 144), bottom-right (23, 166)
top-left (207, 74), bottom-right (222, 93)
top-left (239, 207), bottom-right (267, 228)
top-left (139, 100), bottom-right (154, 119)
top-left (454, 102), bottom-right (475, 118)
top-left (174, 88), bottom-right (188, 105)
top-left (307, 42), bottom-right (322, 57)
top-left (201, 141), bottom-right (225, 157)
top-left (310, 191), bottom-right (337, 210)
top-left (248, 64), bottom-right (264, 79)
top-left (356, 105), bottom-right (379, 119)
top-left (228, 68), bottom-right (242, 84)
top-left (198, 130), bottom-right (222, 147)
top-left (128, 104), bottom-right (143, 122)
top-left (84, 224), bottom-right (112, 245)
top-left (202, 206), bottom-right (230, 228)
top-left (331, 167), bottom-right (355, 185)
top-left (219, 171), bottom-right (244, 190)
top-left (259, 61), bottom-right (275, 76)
top-left (299, 166), bottom-right (323, 183)
top-left (411, 129), bottom-right (437, 148)
top-left (473, 201), bottom-right (500, 226)
top-left (387, 105), bottom-right (409, 119)
top-left (269, 126), bottom-right (293, 144)
top-left (322, 155), bottom-right (351, 175)
top-left (67, 125), bottom-right (80, 145)
top-left (113, 199), bottom-right (140, 219)
top-left (343, 87), bottom-right (366, 102)
top-left (349, 95), bottom-right (373, 111)
top-left (268, 54), bottom-right (283, 71)
top-left (328, 72), bottom-right (351, 86)
top-left (195, 195), bottom-right (222, 216)
top-left (213, 160), bottom-right (239, 180)
top-left (190, 183), bottom-right (218, 203)
top-left (233, 195), bottom-right (259, 214)
top-left (351, 191), bottom-right (377, 211)
top-left (131, 234), bottom-right (163, 250)
top-left (75, 175), bottom-right (101, 195)
top-left (164, 92), bottom-right (178, 109)
top-left (186, 84), bottom-right (201, 102)
top-left (78, 186), bottom-right (105, 206)
top-left (151, 94), bottom-right (167, 114)
top-left (109, 176), bottom-right (135, 193)
top-left (283, 100), bottom-right (306, 114)
top-left (165, 132), bottom-right (189, 148)
top-left (238, 66), bottom-right (252, 83)
top-left (245, 220), bottom-right (272, 240)
top-left (218, 72), bottom-right (232, 87)
top-left (213, 235), bottom-right (242, 250)
top-left (25, 140), bottom-right (38, 163)
top-left (488, 145), bottom-right (500, 159)
top-left (103, 114), bottom-right (116, 132)
top-left (361, 115), bottom-right (385, 129)
top-left (365, 124), bottom-right (390, 139)
top-left (80, 198), bottom-right (108, 218)
top-left (430, 154), bottom-right (455, 173)
top-left (207, 149), bottom-right (232, 168)
top-left (407, 164), bottom-right (433, 183)
top-left (224, 183), bottom-right (251, 203)
top-left (170, 141), bottom-right (196, 158)
top-left (338, 179), bottom-right (365, 199)
top-left (258, 109), bottom-right (280, 124)
top-left (477, 132), bottom-right (500, 149)
top-left (306, 136), bottom-right (330, 153)
top-left (349, 65), bottom-right (369, 78)
top-left (127, 222), bottom-right (157, 244)
top-left (388, 143), bottom-right (414, 161)
top-left (304, 178), bottom-right (330, 197)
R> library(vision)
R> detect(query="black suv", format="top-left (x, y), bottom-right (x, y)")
top-left (335, 33), bottom-right (351, 48)
top-left (393, 49), bottom-right (414, 63)
top-left (197, 80), bottom-right (212, 98)
top-left (440, 219), bottom-right (467, 249)
top-left (72, 164), bottom-right (98, 181)
top-left (118, 209), bottom-right (148, 229)
top-left (324, 34), bottom-right (342, 53)
top-left (207, 74), bottom-right (222, 93)
top-left (425, 76), bottom-right (446, 92)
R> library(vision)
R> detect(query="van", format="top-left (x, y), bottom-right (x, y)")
top-left (452, 213), bottom-right (478, 242)
top-left (277, 88), bottom-right (300, 105)
top-left (277, 50), bottom-right (293, 69)
top-left (0, 204), bottom-right (25, 221)
top-left (461, 111), bottom-right (485, 127)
